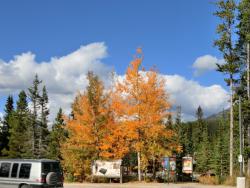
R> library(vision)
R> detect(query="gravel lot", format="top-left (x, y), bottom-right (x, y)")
top-left (64, 183), bottom-right (236, 188)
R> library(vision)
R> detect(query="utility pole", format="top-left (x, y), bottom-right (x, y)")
top-left (247, 42), bottom-right (250, 177)
top-left (239, 96), bottom-right (243, 177)
top-left (237, 87), bottom-right (246, 188)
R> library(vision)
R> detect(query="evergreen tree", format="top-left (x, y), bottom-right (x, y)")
top-left (0, 95), bottom-right (14, 156)
top-left (28, 74), bottom-right (42, 158)
top-left (193, 106), bottom-right (204, 152)
top-left (38, 86), bottom-right (50, 158)
top-left (214, 0), bottom-right (239, 176)
top-left (175, 106), bottom-right (187, 153)
top-left (241, 99), bottom-right (250, 174)
top-left (184, 122), bottom-right (193, 155)
top-left (175, 106), bottom-right (183, 143)
top-left (174, 106), bottom-right (184, 177)
top-left (48, 108), bottom-right (67, 160)
top-left (209, 110), bottom-right (230, 177)
top-left (237, 0), bottom-right (250, 176)
top-left (165, 113), bottom-right (173, 128)
top-left (193, 106), bottom-right (210, 173)
top-left (196, 122), bottom-right (210, 173)
top-left (8, 91), bottom-right (32, 158)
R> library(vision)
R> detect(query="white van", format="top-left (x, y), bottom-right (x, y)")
top-left (0, 159), bottom-right (64, 188)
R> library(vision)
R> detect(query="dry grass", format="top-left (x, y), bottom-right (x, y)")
top-left (246, 176), bottom-right (250, 188)
top-left (198, 176), bottom-right (219, 185)
top-left (223, 175), bottom-right (236, 186)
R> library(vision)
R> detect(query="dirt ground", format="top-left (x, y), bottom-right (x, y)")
top-left (64, 182), bottom-right (236, 188)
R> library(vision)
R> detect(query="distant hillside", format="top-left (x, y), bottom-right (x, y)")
top-left (206, 109), bottom-right (229, 121)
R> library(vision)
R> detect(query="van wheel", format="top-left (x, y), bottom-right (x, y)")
top-left (21, 185), bottom-right (30, 188)
top-left (46, 172), bottom-right (58, 185)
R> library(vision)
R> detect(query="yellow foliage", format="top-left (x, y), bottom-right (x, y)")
top-left (61, 72), bottom-right (114, 179)
top-left (100, 48), bottom-right (176, 168)
top-left (61, 50), bottom-right (179, 180)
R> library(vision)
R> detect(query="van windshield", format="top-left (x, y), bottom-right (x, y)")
top-left (42, 162), bottom-right (61, 174)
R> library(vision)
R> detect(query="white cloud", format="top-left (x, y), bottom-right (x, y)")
top-left (192, 55), bottom-right (225, 76)
top-left (0, 42), bottom-right (112, 121)
top-left (163, 74), bottom-right (229, 121)
top-left (115, 73), bottom-right (229, 121)
top-left (0, 44), bottom-right (229, 122)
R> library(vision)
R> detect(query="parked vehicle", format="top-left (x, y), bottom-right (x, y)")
top-left (0, 159), bottom-right (64, 188)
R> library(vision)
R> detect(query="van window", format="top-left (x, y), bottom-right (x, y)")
top-left (42, 162), bottom-right (61, 174)
top-left (52, 162), bottom-right (60, 172)
top-left (0, 163), bottom-right (11, 177)
top-left (11, 163), bottom-right (19, 178)
top-left (19, 163), bottom-right (31, 179)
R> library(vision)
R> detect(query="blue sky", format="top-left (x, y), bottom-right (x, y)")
top-left (0, 0), bottom-right (230, 121)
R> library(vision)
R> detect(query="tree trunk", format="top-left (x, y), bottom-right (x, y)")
top-left (138, 151), bottom-right (141, 181)
top-left (229, 77), bottom-right (234, 177)
top-left (248, 158), bottom-right (250, 177)
top-left (152, 157), bottom-right (156, 181)
top-left (32, 121), bottom-right (36, 157)
top-left (247, 42), bottom-right (250, 99)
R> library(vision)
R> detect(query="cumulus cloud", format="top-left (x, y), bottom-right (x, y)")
top-left (0, 44), bottom-right (229, 121)
top-left (115, 73), bottom-right (229, 121)
top-left (192, 55), bottom-right (225, 76)
top-left (163, 74), bottom-right (229, 121)
top-left (0, 42), bottom-right (112, 120)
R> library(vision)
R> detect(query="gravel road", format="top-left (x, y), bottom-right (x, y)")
top-left (64, 183), bottom-right (235, 188)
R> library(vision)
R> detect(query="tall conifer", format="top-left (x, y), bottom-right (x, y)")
top-left (39, 86), bottom-right (50, 158)
top-left (214, 0), bottom-right (239, 176)
top-left (238, 0), bottom-right (250, 176)
top-left (193, 106), bottom-right (204, 152)
top-left (8, 91), bottom-right (32, 158)
top-left (193, 106), bottom-right (210, 173)
top-left (0, 95), bottom-right (14, 156)
top-left (210, 111), bottom-right (229, 177)
top-left (28, 74), bottom-right (42, 157)
top-left (48, 108), bottom-right (67, 160)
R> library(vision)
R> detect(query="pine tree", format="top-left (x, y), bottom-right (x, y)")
top-left (214, 0), bottom-right (239, 176)
top-left (237, 0), bottom-right (250, 176)
top-left (174, 106), bottom-right (184, 177)
top-left (8, 91), bottom-right (32, 158)
top-left (175, 106), bottom-right (182, 144)
top-left (175, 106), bottom-right (192, 154)
top-left (196, 122), bottom-right (210, 173)
top-left (28, 74), bottom-right (42, 158)
top-left (238, 0), bottom-right (250, 84)
top-left (193, 106), bottom-right (204, 152)
top-left (0, 95), bottom-right (14, 156)
top-left (165, 113), bottom-right (173, 128)
top-left (192, 106), bottom-right (209, 173)
top-left (39, 86), bottom-right (50, 158)
top-left (48, 108), bottom-right (67, 160)
top-left (210, 112), bottom-right (230, 177)
top-left (184, 122), bottom-right (193, 156)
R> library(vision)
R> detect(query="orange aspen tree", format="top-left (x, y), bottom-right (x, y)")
top-left (61, 71), bottom-right (113, 181)
top-left (138, 70), bottom-right (176, 179)
top-left (106, 48), bottom-right (175, 181)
